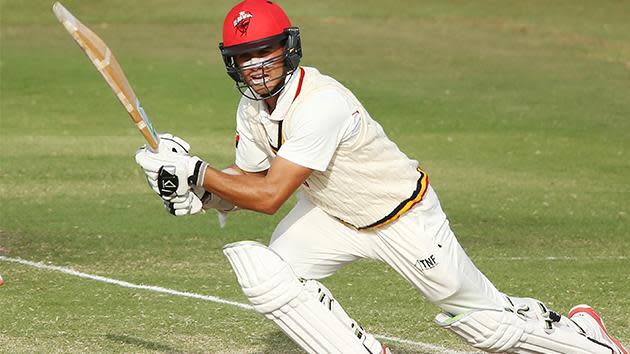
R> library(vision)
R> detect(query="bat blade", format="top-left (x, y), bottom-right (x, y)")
top-left (53, 2), bottom-right (160, 151)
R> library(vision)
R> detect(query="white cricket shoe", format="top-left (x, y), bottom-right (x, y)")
top-left (568, 304), bottom-right (628, 354)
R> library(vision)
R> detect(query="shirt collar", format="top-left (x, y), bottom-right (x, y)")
top-left (265, 67), bottom-right (305, 121)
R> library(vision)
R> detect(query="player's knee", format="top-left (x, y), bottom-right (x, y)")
top-left (224, 242), bottom-right (385, 353)
top-left (436, 309), bottom-right (521, 352)
top-left (427, 275), bottom-right (506, 315)
top-left (427, 278), bottom-right (465, 308)
top-left (268, 235), bottom-right (336, 280)
top-left (223, 241), bottom-right (302, 314)
top-left (435, 304), bottom-right (613, 354)
top-left (267, 241), bottom-right (311, 279)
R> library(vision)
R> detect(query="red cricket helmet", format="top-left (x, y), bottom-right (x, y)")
top-left (219, 0), bottom-right (302, 99)
top-left (222, 0), bottom-right (291, 48)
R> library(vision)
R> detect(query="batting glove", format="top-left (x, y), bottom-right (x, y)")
top-left (157, 133), bottom-right (190, 155)
top-left (135, 147), bottom-right (207, 199)
top-left (163, 192), bottom-right (204, 216)
top-left (139, 133), bottom-right (192, 197)
top-left (192, 185), bottom-right (237, 213)
top-left (191, 167), bottom-right (241, 226)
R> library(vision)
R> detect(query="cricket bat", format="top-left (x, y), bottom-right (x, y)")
top-left (52, 2), bottom-right (160, 151)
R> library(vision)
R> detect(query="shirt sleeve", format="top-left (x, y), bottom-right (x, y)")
top-left (234, 106), bottom-right (272, 172)
top-left (277, 89), bottom-right (356, 171)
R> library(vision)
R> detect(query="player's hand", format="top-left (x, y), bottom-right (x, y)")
top-left (135, 132), bottom-right (210, 217)
top-left (191, 167), bottom-right (241, 226)
top-left (191, 167), bottom-right (241, 212)
top-left (192, 186), bottom-right (238, 212)
top-left (138, 133), bottom-right (191, 195)
top-left (157, 133), bottom-right (190, 155)
top-left (163, 192), bottom-right (204, 216)
top-left (135, 146), bottom-right (208, 200)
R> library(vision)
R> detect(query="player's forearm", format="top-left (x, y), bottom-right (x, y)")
top-left (201, 166), bottom-right (284, 214)
top-left (225, 164), bottom-right (268, 177)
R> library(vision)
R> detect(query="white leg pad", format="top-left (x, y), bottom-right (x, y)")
top-left (223, 241), bottom-right (383, 354)
top-left (435, 299), bottom-right (614, 354)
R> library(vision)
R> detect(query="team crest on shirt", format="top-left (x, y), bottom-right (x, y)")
top-left (233, 11), bottom-right (253, 35)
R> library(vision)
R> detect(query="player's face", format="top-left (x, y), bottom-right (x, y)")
top-left (235, 43), bottom-right (285, 96)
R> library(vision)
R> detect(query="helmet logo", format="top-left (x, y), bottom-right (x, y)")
top-left (233, 11), bottom-right (253, 35)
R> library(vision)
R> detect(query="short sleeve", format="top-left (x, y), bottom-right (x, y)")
top-left (234, 106), bottom-right (272, 172)
top-left (277, 89), bottom-right (355, 171)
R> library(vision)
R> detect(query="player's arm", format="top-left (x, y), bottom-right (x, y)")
top-left (135, 89), bottom-right (349, 216)
top-left (224, 163), bottom-right (268, 177)
top-left (200, 88), bottom-right (354, 214)
top-left (201, 157), bottom-right (311, 215)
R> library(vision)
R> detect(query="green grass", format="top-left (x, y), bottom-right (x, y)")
top-left (1, 1), bottom-right (629, 353)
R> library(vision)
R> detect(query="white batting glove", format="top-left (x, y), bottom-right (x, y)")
top-left (157, 133), bottom-right (190, 154)
top-left (135, 133), bottom-right (209, 217)
top-left (163, 192), bottom-right (204, 216)
top-left (135, 147), bottom-right (208, 200)
top-left (192, 186), bottom-right (238, 212)
top-left (141, 133), bottom-right (191, 195)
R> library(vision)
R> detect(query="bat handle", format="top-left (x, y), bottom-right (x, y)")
top-left (135, 99), bottom-right (160, 151)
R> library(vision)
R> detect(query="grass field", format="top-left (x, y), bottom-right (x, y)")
top-left (1, 1), bottom-right (629, 353)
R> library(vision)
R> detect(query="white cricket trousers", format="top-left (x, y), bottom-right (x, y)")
top-left (269, 185), bottom-right (507, 315)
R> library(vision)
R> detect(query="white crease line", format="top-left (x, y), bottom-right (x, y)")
top-left (0, 255), bottom-right (477, 354)
top-left (0, 255), bottom-right (251, 310)
top-left (375, 334), bottom-right (478, 354)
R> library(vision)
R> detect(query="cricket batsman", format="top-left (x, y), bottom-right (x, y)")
top-left (134, 0), bottom-right (628, 353)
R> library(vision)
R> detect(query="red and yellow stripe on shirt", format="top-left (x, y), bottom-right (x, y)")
top-left (358, 168), bottom-right (429, 230)
top-left (269, 123), bottom-right (284, 155)
top-left (269, 67), bottom-right (304, 155)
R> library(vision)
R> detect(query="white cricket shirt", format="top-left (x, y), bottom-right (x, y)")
top-left (233, 66), bottom-right (425, 229)
top-left (235, 68), bottom-right (360, 172)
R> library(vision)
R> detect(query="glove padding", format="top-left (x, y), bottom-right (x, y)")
top-left (157, 133), bottom-right (190, 155)
top-left (139, 133), bottom-right (194, 198)
top-left (135, 134), bottom-right (240, 221)
top-left (135, 146), bottom-right (207, 199)
top-left (192, 186), bottom-right (237, 212)
top-left (163, 192), bottom-right (204, 216)
top-left (135, 133), bottom-right (207, 217)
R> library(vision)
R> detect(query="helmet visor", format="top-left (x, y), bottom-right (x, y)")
top-left (221, 33), bottom-right (286, 57)
top-left (235, 52), bottom-right (287, 98)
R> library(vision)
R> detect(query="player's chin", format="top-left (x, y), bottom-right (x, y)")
top-left (249, 80), bottom-right (281, 95)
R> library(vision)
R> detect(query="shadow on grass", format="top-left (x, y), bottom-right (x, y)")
top-left (259, 330), bottom-right (432, 354)
top-left (105, 334), bottom-right (186, 354)
top-left (260, 330), bottom-right (302, 354)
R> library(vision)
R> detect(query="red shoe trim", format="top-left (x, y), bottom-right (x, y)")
top-left (569, 305), bottom-right (628, 354)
